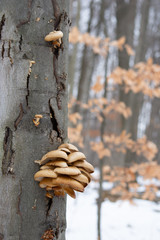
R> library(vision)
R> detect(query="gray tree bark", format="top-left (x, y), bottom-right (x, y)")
top-left (0, 0), bottom-right (69, 239)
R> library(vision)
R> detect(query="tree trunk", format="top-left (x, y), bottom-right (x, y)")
top-left (97, 57), bottom-right (108, 240)
top-left (76, 0), bottom-right (107, 106)
top-left (0, 0), bottom-right (69, 239)
top-left (123, 0), bottom-right (151, 166)
top-left (116, 0), bottom-right (137, 69)
top-left (116, 0), bottom-right (151, 166)
top-left (68, 0), bottom-right (81, 99)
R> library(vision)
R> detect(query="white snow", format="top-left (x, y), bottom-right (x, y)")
top-left (66, 180), bottom-right (160, 240)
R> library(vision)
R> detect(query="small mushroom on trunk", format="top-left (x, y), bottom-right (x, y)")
top-left (44, 30), bottom-right (63, 48)
top-left (33, 114), bottom-right (43, 127)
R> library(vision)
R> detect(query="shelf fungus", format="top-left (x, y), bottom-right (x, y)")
top-left (34, 143), bottom-right (94, 199)
top-left (44, 30), bottom-right (63, 48)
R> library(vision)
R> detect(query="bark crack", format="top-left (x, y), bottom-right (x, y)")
top-left (26, 73), bottom-right (30, 106)
top-left (2, 127), bottom-right (15, 175)
top-left (50, 1), bottom-right (67, 110)
top-left (19, 35), bottom-right (23, 51)
top-left (14, 103), bottom-right (24, 130)
top-left (1, 41), bottom-right (5, 59)
top-left (51, 0), bottom-right (62, 30)
top-left (52, 50), bottom-right (66, 110)
top-left (26, 61), bottom-right (35, 106)
top-left (46, 198), bottom-right (53, 216)
top-left (0, 14), bottom-right (5, 40)
top-left (16, 0), bottom-right (33, 28)
top-left (8, 40), bottom-right (13, 66)
top-left (49, 99), bottom-right (62, 141)
top-left (17, 181), bottom-right (22, 215)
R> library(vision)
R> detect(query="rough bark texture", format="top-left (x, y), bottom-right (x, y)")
top-left (0, 0), bottom-right (69, 239)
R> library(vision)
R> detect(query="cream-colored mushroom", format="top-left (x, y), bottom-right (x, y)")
top-left (46, 192), bottom-right (53, 199)
top-left (54, 189), bottom-right (65, 196)
top-left (35, 114), bottom-right (43, 118)
top-left (44, 31), bottom-right (63, 48)
top-left (54, 166), bottom-right (81, 176)
top-left (78, 167), bottom-right (92, 182)
top-left (46, 160), bottom-right (68, 168)
top-left (34, 169), bottom-right (57, 181)
top-left (68, 152), bottom-right (86, 163)
top-left (34, 143), bottom-right (94, 199)
top-left (40, 165), bottom-right (55, 170)
top-left (39, 178), bottom-right (54, 188)
top-left (63, 186), bottom-right (76, 199)
top-left (73, 160), bottom-right (94, 173)
top-left (52, 186), bottom-right (62, 191)
top-left (70, 172), bottom-right (89, 184)
top-left (58, 143), bottom-right (79, 152)
top-left (35, 150), bottom-right (68, 165)
top-left (46, 186), bottom-right (53, 191)
top-left (58, 147), bottom-right (71, 154)
top-left (51, 176), bottom-right (84, 192)
top-left (33, 114), bottom-right (43, 127)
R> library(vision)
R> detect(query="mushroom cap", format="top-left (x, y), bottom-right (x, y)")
top-left (46, 186), bottom-right (53, 191)
top-left (73, 160), bottom-right (94, 173)
top-left (39, 176), bottom-right (84, 192)
top-left (58, 143), bottom-right (79, 152)
top-left (68, 152), bottom-right (86, 163)
top-left (46, 192), bottom-right (53, 199)
top-left (37, 150), bottom-right (68, 165)
top-left (51, 176), bottom-right (84, 192)
top-left (54, 189), bottom-right (65, 197)
top-left (39, 178), bottom-right (54, 188)
top-left (46, 160), bottom-right (68, 168)
top-left (78, 167), bottom-right (92, 182)
top-left (52, 186), bottom-right (62, 191)
top-left (45, 31), bottom-right (63, 41)
top-left (35, 114), bottom-right (43, 118)
top-left (54, 166), bottom-right (81, 176)
top-left (58, 147), bottom-right (71, 154)
top-left (70, 173), bottom-right (89, 184)
top-left (63, 186), bottom-right (76, 199)
top-left (34, 169), bottom-right (57, 181)
top-left (40, 165), bottom-right (55, 170)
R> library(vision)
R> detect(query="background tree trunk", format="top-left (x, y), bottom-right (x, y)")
top-left (0, 0), bottom-right (69, 239)
top-left (116, 0), bottom-right (151, 166)
top-left (68, 0), bottom-right (81, 99)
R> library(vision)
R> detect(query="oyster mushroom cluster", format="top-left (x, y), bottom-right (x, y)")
top-left (34, 143), bottom-right (94, 199)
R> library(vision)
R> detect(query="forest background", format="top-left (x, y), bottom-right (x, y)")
top-left (67, 0), bottom-right (160, 239)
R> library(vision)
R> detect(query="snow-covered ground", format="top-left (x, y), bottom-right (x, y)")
top-left (66, 180), bottom-right (160, 240)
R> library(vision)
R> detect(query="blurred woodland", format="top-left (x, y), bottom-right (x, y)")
top-left (68, 2), bottom-right (160, 236)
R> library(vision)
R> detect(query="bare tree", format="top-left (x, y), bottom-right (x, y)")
top-left (116, 0), bottom-right (151, 166)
